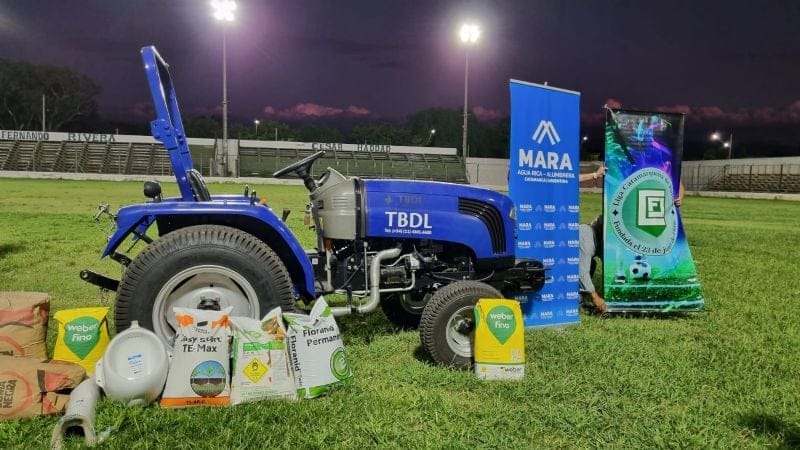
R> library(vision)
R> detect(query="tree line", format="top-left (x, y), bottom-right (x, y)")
top-left (7, 58), bottom-right (786, 160)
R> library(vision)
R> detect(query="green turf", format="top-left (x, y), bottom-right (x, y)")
top-left (1, 178), bottom-right (799, 449)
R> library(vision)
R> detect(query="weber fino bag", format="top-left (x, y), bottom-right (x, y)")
top-left (53, 307), bottom-right (111, 373)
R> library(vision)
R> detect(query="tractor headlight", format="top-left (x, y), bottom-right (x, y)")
top-left (509, 206), bottom-right (516, 221)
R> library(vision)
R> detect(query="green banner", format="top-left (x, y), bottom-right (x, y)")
top-left (603, 109), bottom-right (704, 312)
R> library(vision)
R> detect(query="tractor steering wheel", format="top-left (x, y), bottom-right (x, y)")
top-left (273, 151), bottom-right (325, 178)
top-left (273, 151), bottom-right (326, 191)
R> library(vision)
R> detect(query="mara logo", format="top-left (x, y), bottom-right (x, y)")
top-left (567, 239), bottom-right (580, 247)
top-left (568, 205), bottom-right (580, 213)
top-left (517, 240), bottom-right (531, 249)
top-left (518, 222), bottom-right (532, 231)
top-left (518, 149), bottom-right (573, 170)
top-left (543, 204), bottom-right (556, 213)
top-left (543, 240), bottom-right (556, 248)
top-left (567, 274), bottom-right (580, 282)
top-left (539, 311), bottom-right (554, 320)
top-left (532, 120), bottom-right (561, 145)
top-left (518, 203), bottom-right (533, 213)
top-left (542, 257), bottom-right (555, 266)
top-left (540, 293), bottom-right (554, 301)
top-left (567, 257), bottom-right (580, 265)
top-left (566, 307), bottom-right (579, 317)
top-left (568, 222), bottom-right (580, 230)
top-left (543, 222), bottom-right (556, 231)
top-left (566, 291), bottom-right (579, 300)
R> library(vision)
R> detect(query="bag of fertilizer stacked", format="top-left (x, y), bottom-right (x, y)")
top-left (160, 307), bottom-right (232, 408)
top-left (473, 298), bottom-right (525, 381)
top-left (230, 308), bottom-right (296, 405)
top-left (284, 298), bottom-right (352, 399)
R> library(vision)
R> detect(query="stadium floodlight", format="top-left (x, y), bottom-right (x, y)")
top-left (211, 0), bottom-right (237, 22)
top-left (211, 0), bottom-right (237, 175)
top-left (254, 119), bottom-right (260, 137)
top-left (710, 131), bottom-right (734, 159)
top-left (459, 23), bottom-right (481, 44)
top-left (459, 22), bottom-right (481, 181)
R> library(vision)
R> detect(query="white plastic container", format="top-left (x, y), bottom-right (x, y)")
top-left (95, 321), bottom-right (169, 406)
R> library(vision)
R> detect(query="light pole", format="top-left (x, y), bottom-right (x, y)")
top-left (254, 119), bottom-right (260, 138)
top-left (425, 128), bottom-right (436, 146)
top-left (459, 23), bottom-right (480, 179)
top-left (710, 131), bottom-right (734, 159)
top-left (211, 0), bottom-right (236, 176)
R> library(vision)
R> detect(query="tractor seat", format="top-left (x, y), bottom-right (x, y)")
top-left (187, 169), bottom-right (211, 202)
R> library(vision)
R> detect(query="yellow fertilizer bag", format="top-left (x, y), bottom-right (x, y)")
top-left (473, 298), bottom-right (525, 381)
top-left (53, 307), bottom-right (111, 374)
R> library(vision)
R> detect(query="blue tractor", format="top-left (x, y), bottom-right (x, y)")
top-left (82, 47), bottom-right (544, 368)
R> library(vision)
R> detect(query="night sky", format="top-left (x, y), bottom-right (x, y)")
top-left (1, 0), bottom-right (799, 149)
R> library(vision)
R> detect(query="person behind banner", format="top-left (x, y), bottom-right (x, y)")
top-left (577, 168), bottom-right (685, 315)
top-left (579, 215), bottom-right (607, 315)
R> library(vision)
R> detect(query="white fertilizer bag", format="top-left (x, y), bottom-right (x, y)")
top-left (230, 308), bottom-right (296, 405)
top-left (283, 298), bottom-right (353, 399)
top-left (160, 307), bottom-right (232, 408)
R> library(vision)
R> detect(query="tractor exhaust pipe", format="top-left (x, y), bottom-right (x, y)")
top-left (330, 247), bottom-right (401, 317)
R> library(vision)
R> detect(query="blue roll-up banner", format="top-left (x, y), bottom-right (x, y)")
top-left (508, 80), bottom-right (581, 327)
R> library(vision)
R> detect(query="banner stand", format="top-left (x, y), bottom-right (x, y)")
top-left (602, 108), bottom-right (704, 312)
top-left (508, 79), bottom-right (581, 327)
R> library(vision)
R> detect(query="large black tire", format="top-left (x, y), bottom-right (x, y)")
top-left (116, 225), bottom-right (296, 345)
top-left (419, 281), bottom-right (502, 369)
top-left (379, 290), bottom-right (430, 329)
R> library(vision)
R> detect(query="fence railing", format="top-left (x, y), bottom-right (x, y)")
top-left (684, 163), bottom-right (800, 193)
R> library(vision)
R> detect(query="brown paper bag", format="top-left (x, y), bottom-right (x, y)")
top-left (0, 292), bottom-right (50, 359)
top-left (0, 356), bottom-right (85, 420)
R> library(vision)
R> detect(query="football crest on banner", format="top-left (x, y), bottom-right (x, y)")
top-left (609, 168), bottom-right (678, 255)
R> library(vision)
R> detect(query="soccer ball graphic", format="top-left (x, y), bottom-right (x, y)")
top-left (628, 255), bottom-right (651, 280)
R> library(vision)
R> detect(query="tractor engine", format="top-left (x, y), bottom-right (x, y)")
top-left (308, 167), bottom-right (533, 298)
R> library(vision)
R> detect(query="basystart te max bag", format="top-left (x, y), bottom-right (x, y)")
top-left (284, 298), bottom-right (352, 399)
top-left (230, 308), bottom-right (296, 405)
top-left (0, 356), bottom-right (85, 420)
top-left (473, 298), bottom-right (525, 381)
top-left (0, 292), bottom-right (50, 359)
top-left (161, 307), bottom-right (232, 408)
top-left (53, 307), bottom-right (111, 373)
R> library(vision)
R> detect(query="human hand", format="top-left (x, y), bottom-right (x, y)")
top-left (593, 165), bottom-right (606, 180)
top-left (591, 292), bottom-right (607, 315)
top-left (674, 197), bottom-right (682, 207)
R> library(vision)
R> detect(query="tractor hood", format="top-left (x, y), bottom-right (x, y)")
top-left (362, 179), bottom-right (516, 259)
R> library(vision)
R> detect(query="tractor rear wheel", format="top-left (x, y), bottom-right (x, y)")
top-left (419, 281), bottom-right (502, 369)
top-left (115, 225), bottom-right (296, 346)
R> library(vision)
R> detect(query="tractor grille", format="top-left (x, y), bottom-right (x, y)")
top-left (458, 198), bottom-right (506, 254)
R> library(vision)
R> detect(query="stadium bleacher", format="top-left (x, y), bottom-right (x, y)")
top-left (0, 132), bottom-right (465, 182)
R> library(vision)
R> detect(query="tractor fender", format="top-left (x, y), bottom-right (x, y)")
top-left (101, 201), bottom-right (316, 299)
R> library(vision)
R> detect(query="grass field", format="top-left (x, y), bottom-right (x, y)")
top-left (1, 177), bottom-right (799, 449)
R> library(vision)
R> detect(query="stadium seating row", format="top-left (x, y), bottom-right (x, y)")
top-left (238, 147), bottom-right (465, 182)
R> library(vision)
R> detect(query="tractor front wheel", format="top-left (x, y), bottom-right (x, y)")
top-left (115, 225), bottom-right (296, 346)
top-left (419, 280), bottom-right (502, 369)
